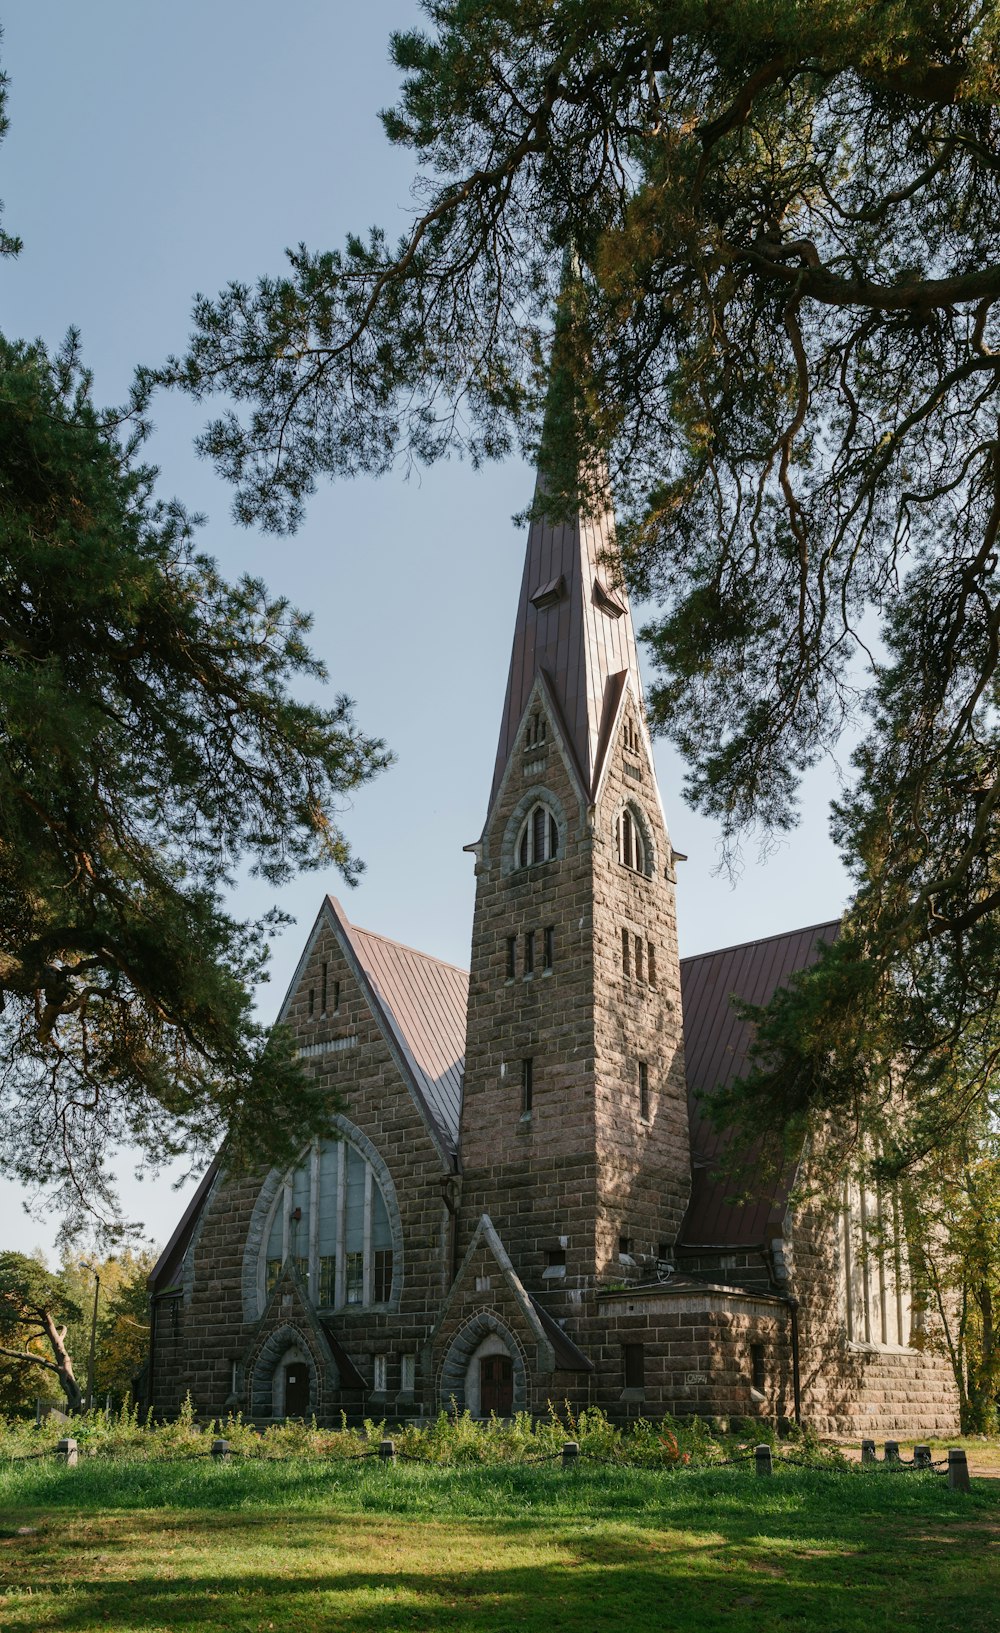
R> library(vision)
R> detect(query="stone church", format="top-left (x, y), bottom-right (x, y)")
top-left (148, 454), bottom-right (958, 1439)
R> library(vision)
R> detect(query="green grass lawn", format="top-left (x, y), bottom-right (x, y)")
top-left (0, 1458), bottom-right (996, 1633)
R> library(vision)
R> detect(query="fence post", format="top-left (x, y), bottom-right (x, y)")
top-left (861, 1438), bottom-right (876, 1465)
top-left (55, 1437), bottom-right (78, 1467)
top-left (755, 1444), bottom-right (773, 1477)
top-left (378, 1438), bottom-right (396, 1463)
top-left (884, 1440), bottom-right (900, 1464)
top-left (913, 1445), bottom-right (932, 1469)
top-left (211, 1438), bottom-right (231, 1462)
top-left (947, 1448), bottom-right (970, 1492)
top-left (562, 1441), bottom-right (579, 1470)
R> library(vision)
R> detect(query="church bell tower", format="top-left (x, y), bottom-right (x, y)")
top-left (458, 452), bottom-right (691, 1313)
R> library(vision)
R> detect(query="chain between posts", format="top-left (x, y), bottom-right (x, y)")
top-left (0, 1437), bottom-right (975, 1486)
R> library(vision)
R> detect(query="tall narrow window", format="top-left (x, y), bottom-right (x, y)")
top-left (521, 1057), bottom-right (534, 1117)
top-left (751, 1343), bottom-right (766, 1393)
top-left (623, 1343), bottom-right (645, 1390)
top-left (332, 979), bottom-right (341, 1013)
top-left (647, 941), bottom-right (656, 987)
top-left (373, 1354), bottom-right (388, 1393)
top-left (516, 803), bottom-right (560, 867)
top-left (506, 936), bottom-right (517, 980)
top-left (524, 930), bottom-right (535, 976)
top-left (616, 806), bottom-right (648, 874)
top-left (308, 988), bottom-right (315, 1017)
top-left (622, 927), bottom-right (630, 977)
top-left (639, 1061), bottom-right (649, 1121)
top-left (400, 1353), bottom-right (416, 1394)
top-left (635, 935), bottom-right (643, 982)
top-left (321, 961), bottom-right (328, 1014)
top-left (543, 926), bottom-right (554, 971)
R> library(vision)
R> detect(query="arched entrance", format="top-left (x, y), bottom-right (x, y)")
top-left (438, 1313), bottom-right (528, 1417)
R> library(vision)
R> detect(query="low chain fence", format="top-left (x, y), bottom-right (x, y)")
top-left (0, 1436), bottom-right (973, 1490)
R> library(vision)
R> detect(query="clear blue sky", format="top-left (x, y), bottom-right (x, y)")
top-left (0, 2), bottom-right (851, 1257)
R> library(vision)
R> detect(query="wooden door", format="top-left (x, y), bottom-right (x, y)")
top-left (479, 1354), bottom-right (513, 1416)
top-left (283, 1363), bottom-right (309, 1417)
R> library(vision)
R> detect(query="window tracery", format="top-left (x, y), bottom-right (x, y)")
top-left (262, 1138), bottom-right (395, 1313)
top-left (615, 804), bottom-right (652, 876)
top-left (516, 802), bottom-right (559, 867)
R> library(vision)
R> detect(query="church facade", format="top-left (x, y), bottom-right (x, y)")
top-left (148, 465), bottom-right (958, 1439)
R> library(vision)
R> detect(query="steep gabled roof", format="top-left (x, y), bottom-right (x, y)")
top-left (489, 476), bottom-right (642, 810)
top-left (678, 919), bottom-right (840, 1248)
top-left (344, 910), bottom-right (467, 1158)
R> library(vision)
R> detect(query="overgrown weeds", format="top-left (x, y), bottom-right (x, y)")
top-left (0, 1398), bottom-right (841, 1469)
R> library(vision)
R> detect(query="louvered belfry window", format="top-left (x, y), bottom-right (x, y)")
top-left (517, 803), bottom-right (559, 867)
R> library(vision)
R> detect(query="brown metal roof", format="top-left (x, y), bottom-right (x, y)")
top-left (489, 474), bottom-right (642, 808)
top-left (334, 901), bottom-right (467, 1158)
top-left (678, 920), bottom-right (839, 1249)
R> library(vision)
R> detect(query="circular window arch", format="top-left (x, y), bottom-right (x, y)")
top-left (615, 801), bottom-right (655, 878)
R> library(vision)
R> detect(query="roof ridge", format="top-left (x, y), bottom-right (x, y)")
top-left (329, 904), bottom-right (469, 979)
top-left (680, 917), bottom-right (840, 967)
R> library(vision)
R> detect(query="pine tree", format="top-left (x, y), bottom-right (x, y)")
top-left (166, 2), bottom-right (1000, 1172)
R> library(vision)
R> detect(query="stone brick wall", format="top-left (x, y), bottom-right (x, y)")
top-left (459, 687), bottom-right (691, 1349)
top-left (787, 1190), bottom-right (959, 1437)
top-left (586, 1287), bottom-right (793, 1423)
top-left (150, 911), bottom-right (455, 1422)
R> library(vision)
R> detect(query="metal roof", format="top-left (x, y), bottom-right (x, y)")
top-left (340, 907), bottom-right (467, 1158)
top-left (677, 920), bottom-right (839, 1248)
top-left (489, 473), bottom-right (642, 808)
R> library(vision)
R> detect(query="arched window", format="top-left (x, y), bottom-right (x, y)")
top-left (262, 1139), bottom-right (395, 1312)
top-left (516, 802), bottom-right (559, 867)
top-left (615, 805), bottom-right (649, 875)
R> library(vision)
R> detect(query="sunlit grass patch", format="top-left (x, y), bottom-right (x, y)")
top-left (0, 1459), bottom-right (996, 1632)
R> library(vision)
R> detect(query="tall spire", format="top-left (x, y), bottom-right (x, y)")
top-left (489, 265), bottom-right (642, 807)
top-left (489, 477), bottom-right (642, 807)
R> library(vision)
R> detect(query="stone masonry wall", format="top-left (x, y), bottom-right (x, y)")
top-left (458, 699), bottom-right (601, 1297)
top-left (589, 698), bottom-right (690, 1285)
top-left (788, 1191), bottom-right (959, 1437)
top-left (459, 688), bottom-right (691, 1364)
top-left (586, 1288), bottom-right (793, 1424)
top-left (151, 913), bottom-right (454, 1422)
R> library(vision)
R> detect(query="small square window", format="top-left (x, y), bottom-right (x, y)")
top-left (618, 1234), bottom-right (634, 1260)
top-left (547, 1248), bottom-right (566, 1268)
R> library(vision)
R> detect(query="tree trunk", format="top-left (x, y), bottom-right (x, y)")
top-left (40, 1312), bottom-right (83, 1414)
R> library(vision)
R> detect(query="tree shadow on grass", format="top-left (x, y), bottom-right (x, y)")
top-left (0, 1509), bottom-right (995, 1633)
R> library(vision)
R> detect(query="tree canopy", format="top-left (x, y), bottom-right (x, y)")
top-left (0, 72), bottom-right (389, 1238)
top-left (168, 0), bottom-right (1000, 1175)
top-left (0, 1251), bottom-right (83, 1413)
